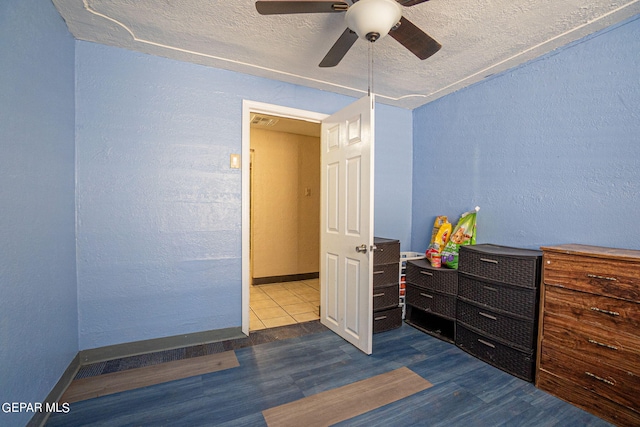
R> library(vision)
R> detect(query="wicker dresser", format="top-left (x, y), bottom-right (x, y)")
top-left (537, 244), bottom-right (640, 426)
top-left (405, 258), bottom-right (458, 343)
top-left (456, 244), bottom-right (542, 381)
top-left (372, 237), bottom-right (402, 333)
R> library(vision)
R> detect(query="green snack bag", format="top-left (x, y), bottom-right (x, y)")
top-left (441, 207), bottom-right (479, 269)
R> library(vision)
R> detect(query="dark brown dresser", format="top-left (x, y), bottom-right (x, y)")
top-left (456, 244), bottom-right (542, 381)
top-left (404, 258), bottom-right (458, 343)
top-left (537, 244), bottom-right (640, 426)
top-left (372, 237), bottom-right (402, 333)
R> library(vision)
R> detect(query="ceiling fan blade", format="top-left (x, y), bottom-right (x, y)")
top-left (395, 0), bottom-right (430, 6)
top-left (255, 1), bottom-right (349, 15)
top-left (389, 16), bottom-right (441, 60)
top-left (319, 28), bottom-right (359, 67)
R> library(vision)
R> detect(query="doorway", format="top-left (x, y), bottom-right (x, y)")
top-left (249, 114), bottom-right (321, 331)
top-left (241, 101), bottom-right (328, 335)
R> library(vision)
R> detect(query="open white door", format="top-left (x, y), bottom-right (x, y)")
top-left (320, 95), bottom-right (374, 355)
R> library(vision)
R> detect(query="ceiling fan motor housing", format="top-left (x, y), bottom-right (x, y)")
top-left (345, 0), bottom-right (402, 42)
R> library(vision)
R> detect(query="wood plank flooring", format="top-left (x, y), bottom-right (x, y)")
top-left (61, 351), bottom-right (239, 403)
top-left (47, 323), bottom-right (613, 426)
top-left (262, 367), bottom-right (432, 427)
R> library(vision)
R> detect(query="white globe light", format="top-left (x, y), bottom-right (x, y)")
top-left (345, 0), bottom-right (402, 42)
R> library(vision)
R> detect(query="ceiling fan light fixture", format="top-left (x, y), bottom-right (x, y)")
top-left (345, 0), bottom-right (402, 42)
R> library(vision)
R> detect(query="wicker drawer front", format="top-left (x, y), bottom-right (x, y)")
top-left (544, 252), bottom-right (640, 302)
top-left (406, 259), bottom-right (458, 295)
top-left (406, 283), bottom-right (455, 319)
top-left (540, 342), bottom-right (640, 414)
top-left (543, 285), bottom-right (640, 341)
top-left (457, 299), bottom-right (536, 351)
top-left (373, 238), bottom-right (400, 266)
top-left (458, 273), bottom-right (538, 319)
top-left (373, 262), bottom-right (399, 287)
top-left (373, 282), bottom-right (399, 311)
top-left (456, 323), bottom-right (535, 381)
top-left (373, 307), bottom-right (402, 333)
top-left (458, 245), bottom-right (541, 289)
top-left (542, 311), bottom-right (640, 375)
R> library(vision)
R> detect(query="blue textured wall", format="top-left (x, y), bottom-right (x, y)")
top-left (75, 41), bottom-right (413, 349)
top-left (0, 1), bottom-right (77, 425)
top-left (411, 15), bottom-right (640, 252)
top-left (374, 103), bottom-right (414, 247)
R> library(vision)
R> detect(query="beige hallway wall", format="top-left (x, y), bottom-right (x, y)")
top-left (251, 128), bottom-right (320, 279)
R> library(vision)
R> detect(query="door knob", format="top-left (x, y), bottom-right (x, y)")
top-left (355, 244), bottom-right (368, 254)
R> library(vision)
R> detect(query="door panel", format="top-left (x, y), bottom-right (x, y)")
top-left (346, 156), bottom-right (362, 235)
top-left (325, 253), bottom-right (339, 326)
top-left (345, 257), bottom-right (361, 337)
top-left (320, 95), bottom-right (374, 354)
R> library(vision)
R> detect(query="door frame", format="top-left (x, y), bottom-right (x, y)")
top-left (241, 100), bottom-right (328, 335)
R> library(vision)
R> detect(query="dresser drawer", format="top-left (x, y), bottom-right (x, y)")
top-left (541, 311), bottom-right (640, 376)
top-left (543, 251), bottom-right (640, 302)
top-left (373, 306), bottom-right (402, 333)
top-left (543, 285), bottom-right (640, 339)
top-left (373, 237), bottom-right (400, 266)
top-left (373, 282), bottom-right (399, 311)
top-left (458, 244), bottom-right (541, 289)
top-left (372, 262), bottom-right (399, 287)
top-left (406, 283), bottom-right (456, 319)
top-left (457, 299), bottom-right (536, 351)
top-left (458, 273), bottom-right (538, 319)
top-left (456, 323), bottom-right (535, 381)
top-left (406, 259), bottom-right (458, 295)
top-left (540, 342), bottom-right (640, 415)
top-left (537, 369), bottom-right (640, 427)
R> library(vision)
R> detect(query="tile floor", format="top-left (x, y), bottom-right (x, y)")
top-left (249, 279), bottom-right (320, 331)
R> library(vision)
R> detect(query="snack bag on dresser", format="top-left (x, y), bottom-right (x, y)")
top-left (425, 216), bottom-right (451, 268)
top-left (441, 207), bottom-right (479, 269)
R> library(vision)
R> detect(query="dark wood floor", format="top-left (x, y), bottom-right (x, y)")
top-left (47, 323), bottom-right (612, 426)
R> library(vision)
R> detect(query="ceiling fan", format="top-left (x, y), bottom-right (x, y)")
top-left (255, 0), bottom-right (441, 67)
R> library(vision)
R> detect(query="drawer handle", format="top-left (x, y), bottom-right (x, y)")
top-left (587, 273), bottom-right (617, 281)
top-left (374, 315), bottom-right (387, 321)
top-left (588, 339), bottom-right (618, 351)
top-left (480, 258), bottom-right (499, 264)
top-left (590, 307), bottom-right (620, 317)
top-left (478, 339), bottom-right (495, 348)
top-left (479, 312), bottom-right (497, 321)
top-left (419, 293), bottom-right (434, 299)
top-left (373, 293), bottom-right (385, 298)
top-left (373, 271), bottom-right (385, 275)
top-left (585, 371), bottom-right (615, 386)
top-left (483, 286), bottom-right (498, 292)
top-left (420, 271), bottom-right (433, 276)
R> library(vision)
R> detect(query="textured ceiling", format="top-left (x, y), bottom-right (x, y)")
top-left (52, 0), bottom-right (640, 109)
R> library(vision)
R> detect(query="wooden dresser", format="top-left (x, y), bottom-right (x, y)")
top-left (537, 244), bottom-right (640, 426)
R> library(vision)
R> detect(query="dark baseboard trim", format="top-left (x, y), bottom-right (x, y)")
top-left (79, 326), bottom-right (245, 365)
top-left (253, 272), bottom-right (319, 285)
top-left (28, 352), bottom-right (81, 427)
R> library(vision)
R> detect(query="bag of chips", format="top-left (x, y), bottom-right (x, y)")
top-left (425, 216), bottom-right (451, 268)
top-left (441, 207), bottom-right (479, 269)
